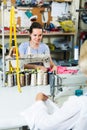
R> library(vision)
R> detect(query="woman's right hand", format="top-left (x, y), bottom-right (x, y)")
top-left (8, 46), bottom-right (20, 57)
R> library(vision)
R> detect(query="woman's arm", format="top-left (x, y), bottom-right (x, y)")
top-left (50, 57), bottom-right (57, 73)
top-left (24, 64), bottom-right (48, 72)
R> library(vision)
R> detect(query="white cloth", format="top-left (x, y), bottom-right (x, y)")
top-left (73, 96), bottom-right (87, 130)
top-left (21, 96), bottom-right (87, 130)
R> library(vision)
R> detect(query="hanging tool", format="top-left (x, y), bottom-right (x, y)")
top-left (9, 6), bottom-right (21, 92)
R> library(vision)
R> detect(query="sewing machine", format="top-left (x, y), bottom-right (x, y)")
top-left (5, 54), bottom-right (50, 71)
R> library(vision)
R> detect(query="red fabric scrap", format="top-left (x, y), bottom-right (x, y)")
top-left (57, 66), bottom-right (78, 74)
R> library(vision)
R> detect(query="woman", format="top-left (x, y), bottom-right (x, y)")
top-left (21, 92), bottom-right (87, 130)
top-left (9, 22), bottom-right (57, 72)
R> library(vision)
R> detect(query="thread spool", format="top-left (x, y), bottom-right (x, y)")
top-left (13, 72), bottom-right (17, 86)
top-left (28, 71), bottom-right (31, 85)
top-left (37, 71), bottom-right (43, 85)
top-left (19, 72), bottom-right (25, 87)
top-left (31, 72), bottom-right (37, 86)
top-left (48, 72), bottom-right (53, 84)
top-left (25, 72), bottom-right (30, 86)
top-left (5, 72), bottom-right (8, 85)
top-left (8, 73), bottom-right (14, 87)
top-left (43, 72), bottom-right (48, 85)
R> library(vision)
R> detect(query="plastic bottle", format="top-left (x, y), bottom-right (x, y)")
top-left (74, 45), bottom-right (79, 61)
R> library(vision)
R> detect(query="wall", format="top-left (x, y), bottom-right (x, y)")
top-left (0, 1), bottom-right (80, 47)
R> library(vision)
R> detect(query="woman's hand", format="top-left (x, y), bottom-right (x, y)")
top-left (8, 46), bottom-right (20, 57)
top-left (24, 64), bottom-right (48, 72)
top-left (38, 66), bottom-right (48, 72)
top-left (50, 65), bottom-right (57, 74)
top-left (50, 58), bottom-right (57, 74)
top-left (36, 92), bottom-right (48, 101)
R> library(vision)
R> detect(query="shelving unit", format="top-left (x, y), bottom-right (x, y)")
top-left (0, 0), bottom-right (78, 74)
top-left (5, 31), bottom-right (71, 63)
top-left (43, 32), bottom-right (75, 61)
top-left (0, 31), bottom-right (75, 60)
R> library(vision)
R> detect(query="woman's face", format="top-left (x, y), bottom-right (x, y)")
top-left (30, 28), bottom-right (43, 47)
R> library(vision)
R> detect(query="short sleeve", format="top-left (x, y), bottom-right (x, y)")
top-left (19, 42), bottom-right (29, 56)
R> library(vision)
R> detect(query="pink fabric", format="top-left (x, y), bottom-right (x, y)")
top-left (57, 66), bottom-right (78, 74)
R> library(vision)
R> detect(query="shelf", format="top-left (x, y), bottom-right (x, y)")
top-left (43, 32), bottom-right (75, 36)
top-left (0, 33), bottom-right (29, 37)
top-left (0, 31), bottom-right (75, 37)
top-left (51, 48), bottom-right (72, 53)
top-left (44, 0), bottom-right (72, 2)
top-left (53, 0), bottom-right (72, 2)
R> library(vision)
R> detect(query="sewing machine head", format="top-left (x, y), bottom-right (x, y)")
top-left (5, 54), bottom-right (50, 71)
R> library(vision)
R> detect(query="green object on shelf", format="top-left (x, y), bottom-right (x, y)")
top-left (25, 11), bottom-right (33, 18)
top-left (47, 43), bottom-right (55, 51)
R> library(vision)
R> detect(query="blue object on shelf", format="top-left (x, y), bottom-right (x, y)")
top-left (25, 11), bottom-right (33, 18)
top-left (75, 89), bottom-right (83, 96)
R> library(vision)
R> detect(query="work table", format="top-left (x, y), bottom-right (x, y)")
top-left (0, 85), bottom-right (50, 130)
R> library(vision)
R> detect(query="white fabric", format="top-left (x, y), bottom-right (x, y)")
top-left (0, 86), bottom-right (50, 129)
top-left (73, 96), bottom-right (87, 130)
top-left (21, 96), bottom-right (87, 130)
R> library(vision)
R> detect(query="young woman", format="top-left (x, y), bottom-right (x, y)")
top-left (10, 22), bottom-right (57, 72)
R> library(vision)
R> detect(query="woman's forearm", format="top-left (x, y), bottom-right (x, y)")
top-left (24, 64), bottom-right (47, 72)
top-left (24, 64), bottom-right (38, 69)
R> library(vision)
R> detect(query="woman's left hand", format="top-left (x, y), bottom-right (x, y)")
top-left (50, 65), bottom-right (57, 74)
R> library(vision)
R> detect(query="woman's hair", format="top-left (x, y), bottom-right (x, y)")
top-left (29, 22), bottom-right (43, 34)
top-left (79, 40), bottom-right (87, 74)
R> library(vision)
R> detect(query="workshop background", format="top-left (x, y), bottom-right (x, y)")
top-left (0, 1), bottom-right (87, 130)
top-left (0, 0), bottom-right (79, 61)
top-left (0, 0), bottom-right (87, 78)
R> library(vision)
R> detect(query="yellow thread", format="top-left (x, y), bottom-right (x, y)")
top-left (9, 6), bottom-right (21, 92)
